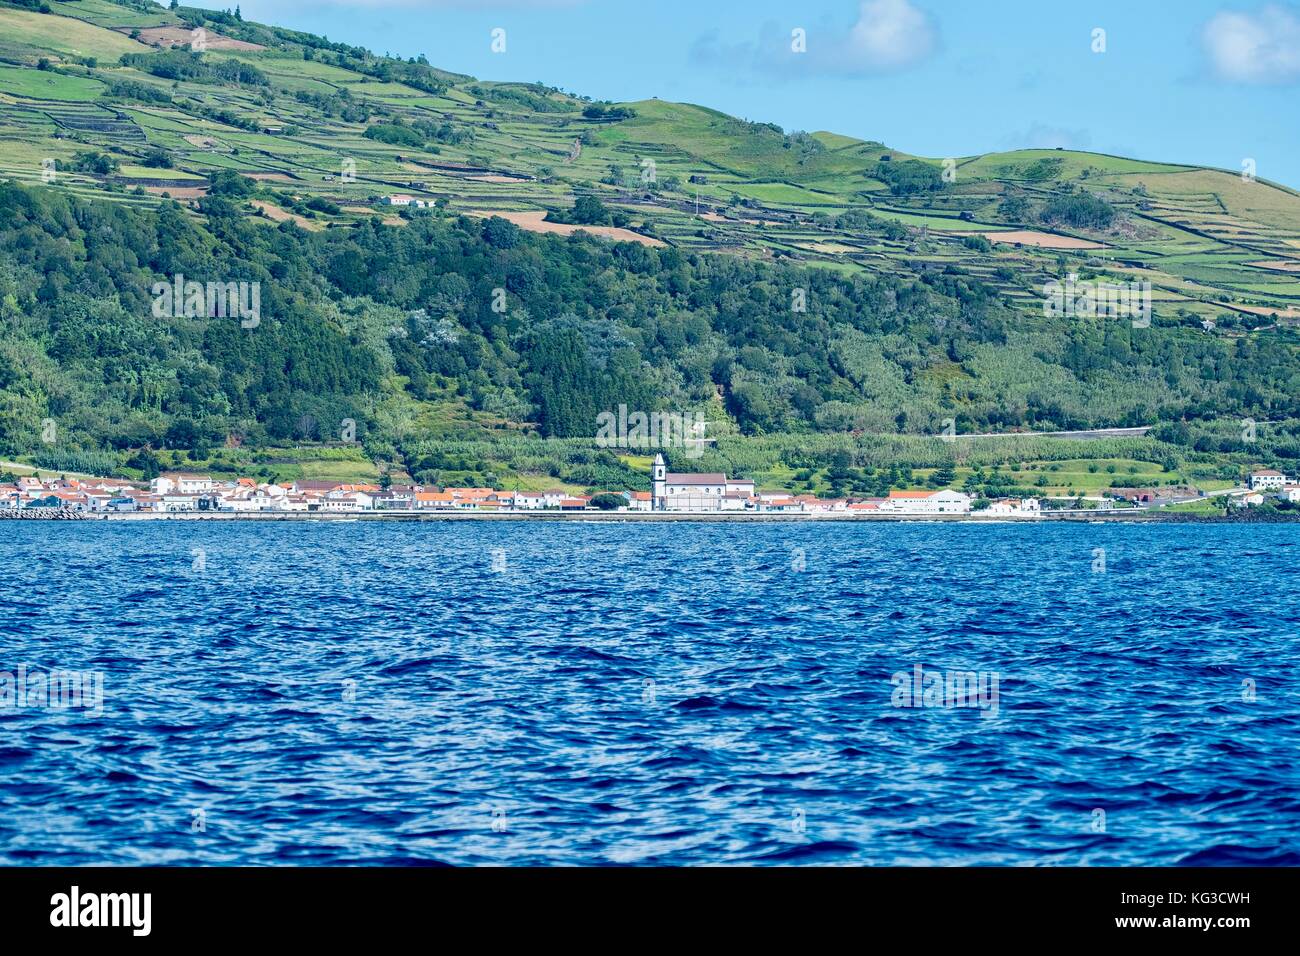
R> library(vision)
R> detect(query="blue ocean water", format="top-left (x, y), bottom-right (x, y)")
top-left (0, 520), bottom-right (1296, 866)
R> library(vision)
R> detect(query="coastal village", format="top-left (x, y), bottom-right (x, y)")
top-left (1, 454), bottom-right (1295, 520)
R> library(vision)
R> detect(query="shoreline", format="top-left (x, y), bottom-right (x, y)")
top-left (0, 509), bottom-right (1249, 523)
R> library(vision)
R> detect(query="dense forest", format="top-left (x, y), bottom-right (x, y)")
top-left (1, 181), bottom-right (1298, 477)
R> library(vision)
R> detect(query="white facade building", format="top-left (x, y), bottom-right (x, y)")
top-left (1248, 470), bottom-right (1287, 491)
top-left (984, 498), bottom-right (1042, 517)
top-left (881, 490), bottom-right (972, 515)
top-left (158, 494), bottom-right (200, 513)
top-left (152, 474), bottom-right (218, 496)
top-left (650, 453), bottom-right (755, 512)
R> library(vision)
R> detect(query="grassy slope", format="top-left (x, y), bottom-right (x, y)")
top-left (0, 1), bottom-right (1297, 487)
top-left (1, 3), bottom-right (1296, 322)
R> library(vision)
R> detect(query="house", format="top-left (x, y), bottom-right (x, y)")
top-left (218, 489), bottom-right (283, 512)
top-left (718, 493), bottom-right (753, 512)
top-left (559, 497), bottom-right (590, 511)
top-left (513, 492), bottom-right (548, 510)
top-left (1276, 485), bottom-right (1300, 504)
top-left (795, 495), bottom-right (847, 514)
top-left (382, 194), bottom-right (428, 208)
top-left (131, 493), bottom-right (163, 512)
top-left (1106, 486), bottom-right (1198, 504)
top-left (622, 491), bottom-right (653, 512)
top-left (321, 490), bottom-right (373, 512)
top-left (983, 497), bottom-right (1042, 517)
top-left (16, 477), bottom-right (44, 497)
top-left (418, 496), bottom-right (460, 512)
top-left (373, 489), bottom-right (416, 510)
top-left (334, 483), bottom-right (381, 495)
top-left (44, 491), bottom-right (91, 512)
top-left (82, 491), bottom-right (113, 512)
top-left (501, 489), bottom-right (569, 510)
top-left (1248, 469), bottom-right (1287, 491)
top-left (759, 495), bottom-right (803, 513)
top-left (292, 480), bottom-right (346, 495)
top-left (446, 488), bottom-right (496, 509)
top-left (983, 498), bottom-right (1020, 516)
top-left (446, 486), bottom-right (495, 497)
top-left (152, 473), bottom-right (217, 495)
top-left (159, 494), bottom-right (201, 513)
top-left (881, 490), bottom-right (972, 515)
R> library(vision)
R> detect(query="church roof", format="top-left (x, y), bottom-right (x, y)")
top-left (666, 473), bottom-right (727, 485)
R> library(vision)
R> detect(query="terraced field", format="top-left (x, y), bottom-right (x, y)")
top-left (2, 0), bottom-right (1298, 328)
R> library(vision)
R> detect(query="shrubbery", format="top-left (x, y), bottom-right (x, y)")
top-left (1041, 191), bottom-right (1115, 230)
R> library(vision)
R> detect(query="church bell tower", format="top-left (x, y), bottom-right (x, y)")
top-left (652, 453), bottom-right (667, 511)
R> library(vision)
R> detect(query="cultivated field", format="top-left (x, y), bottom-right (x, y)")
top-left (0, 1), bottom-right (1296, 330)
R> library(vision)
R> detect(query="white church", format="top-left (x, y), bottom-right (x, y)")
top-left (651, 453), bottom-right (755, 512)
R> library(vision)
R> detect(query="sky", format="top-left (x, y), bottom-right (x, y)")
top-left (232, 0), bottom-right (1300, 188)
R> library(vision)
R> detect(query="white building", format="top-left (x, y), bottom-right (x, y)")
top-left (651, 453), bottom-right (755, 512)
top-left (757, 495), bottom-right (802, 513)
top-left (1276, 485), bottom-right (1300, 504)
top-left (152, 473), bottom-right (217, 496)
top-left (794, 496), bottom-right (848, 514)
top-left (217, 490), bottom-right (284, 512)
top-left (321, 490), bottom-right (373, 512)
top-left (880, 489), bottom-right (972, 515)
top-left (158, 493), bottom-right (201, 513)
top-left (983, 497), bottom-right (1041, 517)
top-left (1248, 469), bottom-right (1287, 491)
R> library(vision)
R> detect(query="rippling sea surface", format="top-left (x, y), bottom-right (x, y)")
top-left (1, 521), bottom-right (1297, 866)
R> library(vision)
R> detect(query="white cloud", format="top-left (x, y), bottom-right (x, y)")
top-left (1202, 4), bottom-right (1300, 84)
top-left (691, 0), bottom-right (938, 80)
top-left (839, 0), bottom-right (938, 72)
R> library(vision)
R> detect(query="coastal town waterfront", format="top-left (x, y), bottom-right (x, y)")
top-left (3, 454), bottom-right (1294, 521)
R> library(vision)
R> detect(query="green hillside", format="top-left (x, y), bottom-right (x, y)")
top-left (2, 0), bottom-right (1299, 322)
top-left (1, 0), bottom-right (1298, 492)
